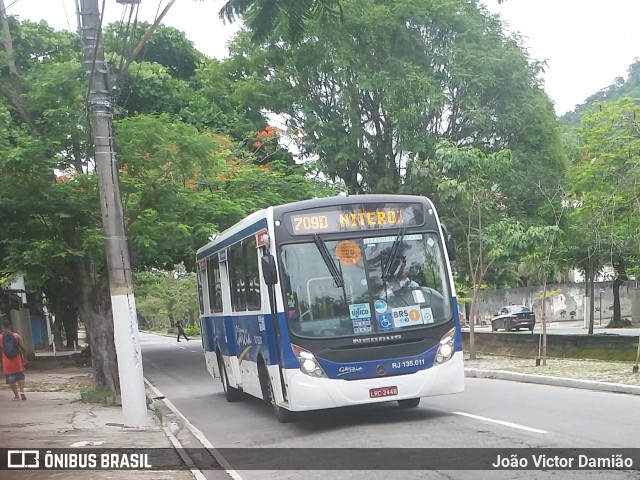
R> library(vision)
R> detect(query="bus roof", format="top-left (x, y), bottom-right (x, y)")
top-left (271, 194), bottom-right (434, 217)
top-left (196, 207), bottom-right (268, 258)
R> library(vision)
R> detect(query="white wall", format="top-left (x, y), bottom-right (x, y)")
top-left (472, 281), bottom-right (640, 325)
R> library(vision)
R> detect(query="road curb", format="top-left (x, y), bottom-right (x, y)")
top-left (465, 368), bottom-right (640, 395)
top-left (144, 378), bottom-right (242, 480)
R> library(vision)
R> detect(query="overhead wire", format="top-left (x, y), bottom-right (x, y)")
top-left (114, 0), bottom-right (170, 111)
top-left (1, 0), bottom-right (23, 14)
top-left (113, 1), bottom-right (141, 111)
top-left (106, 4), bottom-right (126, 65)
top-left (108, 0), bottom-right (129, 66)
top-left (116, 3), bottom-right (139, 72)
top-left (109, 0), bottom-right (138, 112)
top-left (61, 0), bottom-right (72, 31)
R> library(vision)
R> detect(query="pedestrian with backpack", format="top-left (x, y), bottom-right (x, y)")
top-left (0, 320), bottom-right (27, 400)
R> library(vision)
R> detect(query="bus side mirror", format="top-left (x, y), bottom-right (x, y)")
top-left (441, 224), bottom-right (456, 262)
top-left (261, 254), bottom-right (278, 285)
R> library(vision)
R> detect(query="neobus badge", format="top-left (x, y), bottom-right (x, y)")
top-left (353, 334), bottom-right (402, 345)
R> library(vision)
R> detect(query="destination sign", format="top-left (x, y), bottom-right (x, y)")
top-left (287, 204), bottom-right (423, 234)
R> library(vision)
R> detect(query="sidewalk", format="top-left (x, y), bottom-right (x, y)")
top-left (464, 353), bottom-right (640, 395)
top-left (0, 354), bottom-right (200, 480)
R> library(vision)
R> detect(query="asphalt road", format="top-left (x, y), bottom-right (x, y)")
top-left (140, 332), bottom-right (640, 480)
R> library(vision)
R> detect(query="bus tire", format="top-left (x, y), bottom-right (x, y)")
top-left (397, 398), bottom-right (421, 408)
top-left (218, 355), bottom-right (242, 402)
top-left (259, 363), bottom-right (297, 423)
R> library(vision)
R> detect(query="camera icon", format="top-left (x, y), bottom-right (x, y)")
top-left (7, 450), bottom-right (40, 468)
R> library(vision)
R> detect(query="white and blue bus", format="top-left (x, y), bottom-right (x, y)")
top-left (196, 194), bottom-right (464, 422)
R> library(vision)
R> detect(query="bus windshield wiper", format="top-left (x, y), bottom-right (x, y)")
top-left (313, 233), bottom-right (344, 288)
top-left (382, 228), bottom-right (406, 280)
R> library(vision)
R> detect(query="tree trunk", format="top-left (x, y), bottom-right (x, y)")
top-left (540, 280), bottom-right (548, 366)
top-left (83, 302), bottom-right (119, 392)
top-left (61, 306), bottom-right (78, 350)
top-left (74, 268), bottom-right (120, 392)
top-left (62, 218), bottom-right (120, 392)
top-left (588, 268), bottom-right (595, 335)
top-left (0, 0), bottom-right (39, 135)
top-left (47, 293), bottom-right (79, 349)
top-left (168, 308), bottom-right (175, 328)
top-left (612, 276), bottom-right (623, 325)
top-left (468, 286), bottom-right (479, 360)
top-left (51, 318), bottom-right (65, 350)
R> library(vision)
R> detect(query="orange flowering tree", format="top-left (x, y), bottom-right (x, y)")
top-left (114, 114), bottom-right (334, 270)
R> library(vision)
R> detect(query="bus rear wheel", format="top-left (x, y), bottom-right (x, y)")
top-left (397, 398), bottom-right (421, 408)
top-left (219, 356), bottom-right (242, 402)
top-left (259, 363), bottom-right (297, 423)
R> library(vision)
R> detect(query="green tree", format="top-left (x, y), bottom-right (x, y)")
top-left (410, 141), bottom-right (558, 358)
top-left (224, 0), bottom-right (565, 209)
top-left (103, 22), bottom-right (203, 80)
top-left (0, 17), bottom-right (332, 393)
top-left (219, 0), bottom-right (343, 43)
top-left (566, 98), bottom-right (640, 330)
top-left (134, 266), bottom-right (198, 331)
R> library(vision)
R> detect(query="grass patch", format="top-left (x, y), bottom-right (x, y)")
top-left (80, 387), bottom-right (118, 405)
top-left (560, 348), bottom-right (636, 362)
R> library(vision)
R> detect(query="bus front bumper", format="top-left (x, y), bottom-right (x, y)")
top-left (283, 351), bottom-right (464, 411)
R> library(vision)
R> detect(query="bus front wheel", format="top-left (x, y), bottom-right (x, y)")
top-left (259, 364), bottom-right (297, 423)
top-left (397, 398), bottom-right (421, 408)
top-left (218, 356), bottom-right (242, 402)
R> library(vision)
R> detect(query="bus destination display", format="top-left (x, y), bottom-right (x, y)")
top-left (288, 204), bottom-right (423, 234)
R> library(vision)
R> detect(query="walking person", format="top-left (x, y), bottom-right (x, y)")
top-left (176, 320), bottom-right (189, 342)
top-left (0, 320), bottom-right (27, 401)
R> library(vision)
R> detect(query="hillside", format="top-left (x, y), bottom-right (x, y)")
top-left (561, 58), bottom-right (640, 126)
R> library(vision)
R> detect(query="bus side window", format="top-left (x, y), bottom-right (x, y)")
top-left (197, 270), bottom-right (205, 314)
top-left (245, 237), bottom-right (261, 310)
top-left (207, 256), bottom-right (223, 313)
top-left (229, 237), bottom-right (262, 312)
top-left (229, 242), bottom-right (247, 311)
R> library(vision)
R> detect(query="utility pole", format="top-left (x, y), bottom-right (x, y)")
top-left (80, 0), bottom-right (149, 427)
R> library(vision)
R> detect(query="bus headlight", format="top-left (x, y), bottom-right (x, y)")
top-left (291, 344), bottom-right (327, 378)
top-left (435, 328), bottom-right (456, 364)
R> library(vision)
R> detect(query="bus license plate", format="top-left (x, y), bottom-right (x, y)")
top-left (369, 386), bottom-right (398, 398)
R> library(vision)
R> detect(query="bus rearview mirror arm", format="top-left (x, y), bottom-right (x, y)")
top-left (261, 254), bottom-right (279, 285)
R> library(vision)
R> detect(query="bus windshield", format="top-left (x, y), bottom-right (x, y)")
top-left (279, 233), bottom-right (452, 339)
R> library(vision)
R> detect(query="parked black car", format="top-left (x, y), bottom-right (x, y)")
top-left (491, 305), bottom-right (536, 332)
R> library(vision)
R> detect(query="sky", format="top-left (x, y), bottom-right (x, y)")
top-left (5, 0), bottom-right (640, 115)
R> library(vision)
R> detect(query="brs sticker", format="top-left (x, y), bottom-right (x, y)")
top-left (349, 303), bottom-right (371, 319)
top-left (392, 306), bottom-right (424, 328)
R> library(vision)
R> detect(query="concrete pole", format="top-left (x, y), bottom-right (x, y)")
top-left (79, 0), bottom-right (149, 427)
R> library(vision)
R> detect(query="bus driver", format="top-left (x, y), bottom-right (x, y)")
top-left (379, 256), bottom-right (419, 299)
